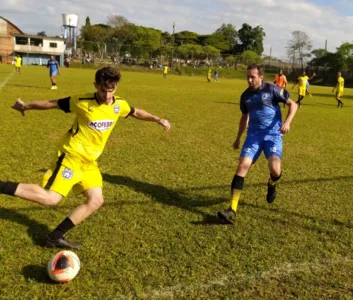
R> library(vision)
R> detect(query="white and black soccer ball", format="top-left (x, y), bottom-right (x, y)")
top-left (47, 250), bottom-right (80, 282)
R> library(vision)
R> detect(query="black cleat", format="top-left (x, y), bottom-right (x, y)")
top-left (217, 208), bottom-right (236, 224)
top-left (266, 183), bottom-right (277, 204)
top-left (45, 234), bottom-right (80, 249)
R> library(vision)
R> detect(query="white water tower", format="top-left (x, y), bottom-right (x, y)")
top-left (62, 14), bottom-right (78, 49)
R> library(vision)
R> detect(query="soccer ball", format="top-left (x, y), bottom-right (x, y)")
top-left (47, 250), bottom-right (80, 282)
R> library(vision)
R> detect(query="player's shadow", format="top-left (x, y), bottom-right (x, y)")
top-left (242, 202), bottom-right (353, 236)
top-left (214, 101), bottom-right (239, 105)
top-left (22, 265), bottom-right (53, 283)
top-left (6, 84), bottom-right (48, 90)
top-left (0, 207), bottom-right (50, 246)
top-left (102, 173), bottom-right (226, 225)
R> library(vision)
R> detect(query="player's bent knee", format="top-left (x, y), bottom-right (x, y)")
top-left (89, 197), bottom-right (104, 210)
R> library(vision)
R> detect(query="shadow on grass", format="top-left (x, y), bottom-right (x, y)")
top-left (177, 175), bottom-right (353, 192)
top-left (22, 265), bottom-right (53, 284)
top-left (6, 84), bottom-right (48, 90)
top-left (102, 173), bottom-right (225, 220)
top-left (214, 101), bottom-right (239, 105)
top-left (0, 207), bottom-right (50, 246)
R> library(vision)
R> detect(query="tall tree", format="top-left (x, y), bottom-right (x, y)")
top-left (215, 23), bottom-right (237, 51)
top-left (287, 31), bottom-right (312, 69)
top-left (236, 23), bottom-right (265, 55)
top-left (107, 15), bottom-right (130, 28)
top-left (85, 16), bottom-right (91, 26)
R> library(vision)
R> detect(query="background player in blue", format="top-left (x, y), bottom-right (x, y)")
top-left (217, 64), bottom-right (298, 224)
top-left (47, 55), bottom-right (60, 90)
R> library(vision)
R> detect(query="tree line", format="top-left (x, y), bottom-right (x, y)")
top-left (79, 15), bottom-right (265, 63)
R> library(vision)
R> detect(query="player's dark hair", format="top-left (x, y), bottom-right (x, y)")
top-left (95, 67), bottom-right (121, 88)
top-left (247, 64), bottom-right (264, 76)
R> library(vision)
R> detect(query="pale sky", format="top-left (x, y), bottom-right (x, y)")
top-left (1, 0), bottom-right (353, 60)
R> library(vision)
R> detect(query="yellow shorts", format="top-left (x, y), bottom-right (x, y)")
top-left (299, 88), bottom-right (306, 97)
top-left (336, 91), bottom-right (343, 98)
top-left (42, 153), bottom-right (102, 197)
top-left (15, 64), bottom-right (21, 68)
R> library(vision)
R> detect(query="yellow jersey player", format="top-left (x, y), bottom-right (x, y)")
top-left (14, 55), bottom-right (22, 74)
top-left (207, 68), bottom-right (212, 83)
top-left (332, 72), bottom-right (344, 108)
top-left (163, 65), bottom-right (169, 78)
top-left (0, 67), bottom-right (171, 249)
top-left (292, 71), bottom-right (315, 108)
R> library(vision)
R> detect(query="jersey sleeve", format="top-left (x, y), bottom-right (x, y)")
top-left (273, 85), bottom-right (290, 104)
top-left (118, 100), bottom-right (134, 118)
top-left (57, 95), bottom-right (79, 113)
top-left (240, 94), bottom-right (248, 114)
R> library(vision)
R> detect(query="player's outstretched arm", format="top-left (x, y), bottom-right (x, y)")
top-left (132, 108), bottom-right (171, 131)
top-left (11, 98), bottom-right (59, 116)
top-left (233, 113), bottom-right (249, 149)
top-left (280, 99), bottom-right (298, 134)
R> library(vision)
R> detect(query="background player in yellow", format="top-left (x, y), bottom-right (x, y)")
top-left (14, 55), bottom-right (22, 74)
top-left (207, 68), bottom-right (212, 83)
top-left (0, 67), bottom-right (171, 249)
top-left (163, 65), bottom-right (169, 78)
top-left (332, 72), bottom-right (344, 108)
top-left (292, 71), bottom-right (315, 108)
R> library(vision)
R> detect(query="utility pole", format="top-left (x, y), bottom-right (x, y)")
top-left (171, 22), bottom-right (175, 68)
top-left (325, 39), bottom-right (327, 51)
top-left (269, 47), bottom-right (272, 70)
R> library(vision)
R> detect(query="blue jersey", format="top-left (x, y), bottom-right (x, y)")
top-left (240, 82), bottom-right (289, 135)
top-left (47, 59), bottom-right (59, 73)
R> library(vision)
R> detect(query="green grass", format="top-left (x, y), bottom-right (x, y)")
top-left (0, 64), bottom-right (353, 299)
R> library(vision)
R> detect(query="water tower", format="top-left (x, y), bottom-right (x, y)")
top-left (62, 14), bottom-right (78, 49)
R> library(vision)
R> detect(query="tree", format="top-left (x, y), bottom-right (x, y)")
top-left (85, 17), bottom-right (91, 26)
top-left (215, 23), bottom-right (237, 51)
top-left (241, 50), bottom-right (262, 64)
top-left (236, 24), bottom-right (265, 55)
top-left (174, 31), bottom-right (199, 46)
top-left (198, 33), bottom-right (229, 51)
top-left (107, 15), bottom-right (130, 28)
top-left (287, 31), bottom-right (312, 69)
top-left (37, 31), bottom-right (46, 36)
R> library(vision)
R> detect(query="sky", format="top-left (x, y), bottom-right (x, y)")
top-left (1, 0), bottom-right (353, 60)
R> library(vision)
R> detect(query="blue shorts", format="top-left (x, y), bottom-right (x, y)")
top-left (50, 71), bottom-right (58, 77)
top-left (240, 133), bottom-right (283, 162)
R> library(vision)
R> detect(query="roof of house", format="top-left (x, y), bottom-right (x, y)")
top-left (0, 16), bottom-right (24, 34)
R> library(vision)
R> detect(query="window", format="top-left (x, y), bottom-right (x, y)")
top-left (15, 36), bottom-right (28, 45)
top-left (50, 43), bottom-right (57, 48)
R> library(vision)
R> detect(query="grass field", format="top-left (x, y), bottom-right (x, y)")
top-left (0, 64), bottom-right (353, 299)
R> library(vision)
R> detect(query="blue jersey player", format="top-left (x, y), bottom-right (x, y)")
top-left (47, 55), bottom-right (60, 90)
top-left (217, 64), bottom-right (298, 224)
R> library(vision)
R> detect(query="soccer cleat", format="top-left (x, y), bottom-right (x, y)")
top-left (51, 86), bottom-right (55, 90)
top-left (266, 183), bottom-right (277, 203)
top-left (45, 234), bottom-right (80, 249)
top-left (217, 208), bottom-right (236, 224)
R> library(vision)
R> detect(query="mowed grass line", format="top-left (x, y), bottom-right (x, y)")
top-left (0, 65), bottom-right (353, 299)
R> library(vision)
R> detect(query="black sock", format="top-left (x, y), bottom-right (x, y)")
top-left (49, 217), bottom-right (75, 240)
top-left (269, 173), bottom-right (282, 186)
top-left (231, 175), bottom-right (245, 191)
top-left (0, 181), bottom-right (19, 196)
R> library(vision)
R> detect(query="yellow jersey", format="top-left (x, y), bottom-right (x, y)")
top-left (337, 76), bottom-right (344, 91)
top-left (57, 93), bottom-right (133, 163)
top-left (297, 76), bottom-right (309, 89)
top-left (163, 66), bottom-right (169, 74)
top-left (15, 57), bottom-right (22, 67)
